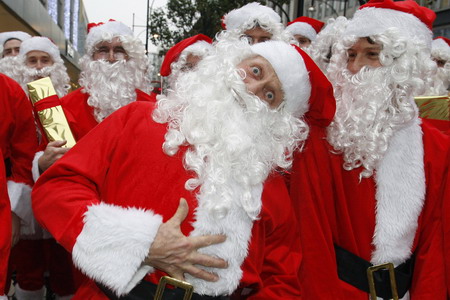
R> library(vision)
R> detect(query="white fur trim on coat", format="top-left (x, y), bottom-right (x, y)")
top-left (373, 117), bottom-right (425, 267)
top-left (7, 180), bottom-right (36, 235)
top-left (185, 183), bottom-right (262, 296)
top-left (286, 22), bottom-right (317, 42)
top-left (32, 151), bottom-right (44, 183)
top-left (72, 203), bottom-right (163, 296)
top-left (0, 295), bottom-right (7, 300)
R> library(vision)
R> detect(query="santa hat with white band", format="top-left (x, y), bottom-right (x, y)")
top-left (250, 41), bottom-right (335, 125)
top-left (286, 17), bottom-right (325, 42)
top-left (85, 20), bottom-right (134, 55)
top-left (222, 2), bottom-right (281, 32)
top-left (19, 36), bottom-right (62, 63)
top-left (0, 31), bottom-right (32, 54)
top-left (344, 0), bottom-right (435, 48)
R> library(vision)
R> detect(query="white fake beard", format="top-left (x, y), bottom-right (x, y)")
top-left (20, 63), bottom-right (70, 97)
top-left (153, 40), bottom-right (308, 220)
top-left (327, 66), bottom-right (417, 178)
top-left (79, 59), bottom-right (146, 122)
top-left (0, 56), bottom-right (19, 79)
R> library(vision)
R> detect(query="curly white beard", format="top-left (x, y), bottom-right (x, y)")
top-left (327, 65), bottom-right (417, 178)
top-left (17, 62), bottom-right (70, 97)
top-left (423, 65), bottom-right (450, 96)
top-left (79, 57), bottom-right (149, 122)
top-left (0, 56), bottom-right (19, 79)
top-left (153, 40), bottom-right (308, 220)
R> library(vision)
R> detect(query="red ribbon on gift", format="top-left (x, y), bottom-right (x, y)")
top-left (33, 95), bottom-right (61, 112)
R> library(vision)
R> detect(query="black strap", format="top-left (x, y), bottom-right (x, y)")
top-left (96, 280), bottom-right (229, 300)
top-left (335, 244), bottom-right (414, 299)
top-left (4, 158), bottom-right (11, 178)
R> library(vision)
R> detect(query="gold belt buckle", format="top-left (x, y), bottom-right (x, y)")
top-left (154, 276), bottom-right (194, 300)
top-left (366, 262), bottom-right (399, 300)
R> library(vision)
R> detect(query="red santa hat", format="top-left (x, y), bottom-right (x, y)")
top-left (286, 17), bottom-right (325, 42)
top-left (222, 2), bottom-right (281, 31)
top-left (85, 20), bottom-right (134, 55)
top-left (250, 41), bottom-right (335, 125)
top-left (19, 36), bottom-right (61, 62)
top-left (160, 34), bottom-right (213, 77)
top-left (345, 0), bottom-right (435, 48)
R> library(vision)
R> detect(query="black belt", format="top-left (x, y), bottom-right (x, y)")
top-left (335, 244), bottom-right (414, 300)
top-left (97, 277), bottom-right (229, 300)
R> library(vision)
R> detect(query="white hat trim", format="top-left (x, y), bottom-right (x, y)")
top-left (432, 38), bottom-right (449, 50)
top-left (19, 37), bottom-right (60, 62)
top-left (345, 7), bottom-right (432, 49)
top-left (251, 41), bottom-right (311, 116)
top-left (286, 22), bottom-right (317, 41)
top-left (86, 21), bottom-right (133, 54)
top-left (182, 40), bottom-right (213, 57)
top-left (223, 2), bottom-right (281, 31)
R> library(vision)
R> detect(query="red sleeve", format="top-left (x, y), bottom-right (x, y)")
top-left (0, 151), bottom-right (11, 295)
top-left (443, 150), bottom-right (450, 297)
top-left (32, 103), bottom-right (140, 251)
top-left (0, 74), bottom-right (37, 186)
top-left (234, 174), bottom-right (302, 299)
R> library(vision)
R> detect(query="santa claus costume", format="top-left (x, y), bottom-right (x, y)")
top-left (220, 2), bottom-right (294, 44)
top-left (0, 31), bottom-right (31, 77)
top-left (159, 34), bottom-right (213, 94)
top-left (291, 0), bottom-right (449, 299)
top-left (8, 36), bottom-right (76, 300)
top-left (0, 150), bottom-right (12, 300)
top-left (285, 16), bottom-right (325, 49)
top-left (0, 72), bottom-right (38, 296)
top-left (32, 40), bottom-right (332, 299)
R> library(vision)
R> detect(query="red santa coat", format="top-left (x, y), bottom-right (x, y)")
top-left (291, 119), bottom-right (449, 299)
top-left (32, 102), bottom-right (302, 299)
top-left (0, 150), bottom-right (12, 296)
top-left (0, 73), bottom-right (38, 232)
top-left (442, 150), bottom-right (450, 297)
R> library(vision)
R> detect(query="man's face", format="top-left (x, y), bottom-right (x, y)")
top-left (294, 35), bottom-right (311, 48)
top-left (347, 37), bottom-right (382, 74)
top-left (93, 37), bottom-right (128, 63)
top-left (243, 27), bottom-right (272, 45)
top-left (237, 55), bottom-right (283, 109)
top-left (182, 54), bottom-right (202, 72)
top-left (3, 39), bottom-right (21, 57)
top-left (26, 50), bottom-right (54, 70)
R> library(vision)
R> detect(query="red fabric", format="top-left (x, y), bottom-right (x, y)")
top-left (290, 123), bottom-right (448, 299)
top-left (360, 0), bottom-right (436, 30)
top-left (442, 149), bottom-right (450, 297)
top-left (33, 95), bottom-right (61, 112)
top-left (0, 151), bottom-right (11, 295)
top-left (32, 102), bottom-right (302, 299)
top-left (160, 34), bottom-right (212, 77)
top-left (287, 17), bottom-right (325, 34)
top-left (0, 73), bottom-right (37, 186)
top-left (294, 45), bottom-right (336, 127)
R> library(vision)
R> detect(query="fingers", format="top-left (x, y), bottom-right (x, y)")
top-left (168, 198), bottom-right (189, 226)
top-left (47, 140), bottom-right (67, 147)
top-left (191, 252), bottom-right (228, 269)
top-left (191, 234), bottom-right (227, 249)
top-left (183, 264), bottom-right (220, 282)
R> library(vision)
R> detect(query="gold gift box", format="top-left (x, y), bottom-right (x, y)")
top-left (27, 77), bottom-right (76, 148)
top-left (414, 94), bottom-right (449, 121)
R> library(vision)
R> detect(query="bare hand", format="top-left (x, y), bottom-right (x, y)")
top-left (11, 212), bottom-right (21, 247)
top-left (38, 140), bottom-right (71, 173)
top-left (145, 198), bottom-right (228, 282)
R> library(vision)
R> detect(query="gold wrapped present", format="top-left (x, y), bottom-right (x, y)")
top-left (414, 94), bottom-right (449, 121)
top-left (27, 77), bottom-right (76, 148)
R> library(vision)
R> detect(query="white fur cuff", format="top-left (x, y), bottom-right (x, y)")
top-left (7, 181), bottom-right (33, 225)
top-left (32, 151), bottom-right (44, 182)
top-left (72, 203), bottom-right (163, 296)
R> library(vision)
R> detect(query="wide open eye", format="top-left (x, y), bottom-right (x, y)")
top-left (265, 91), bottom-right (274, 101)
top-left (251, 66), bottom-right (261, 76)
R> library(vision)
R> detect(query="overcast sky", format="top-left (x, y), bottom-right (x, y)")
top-left (83, 0), bottom-right (167, 51)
